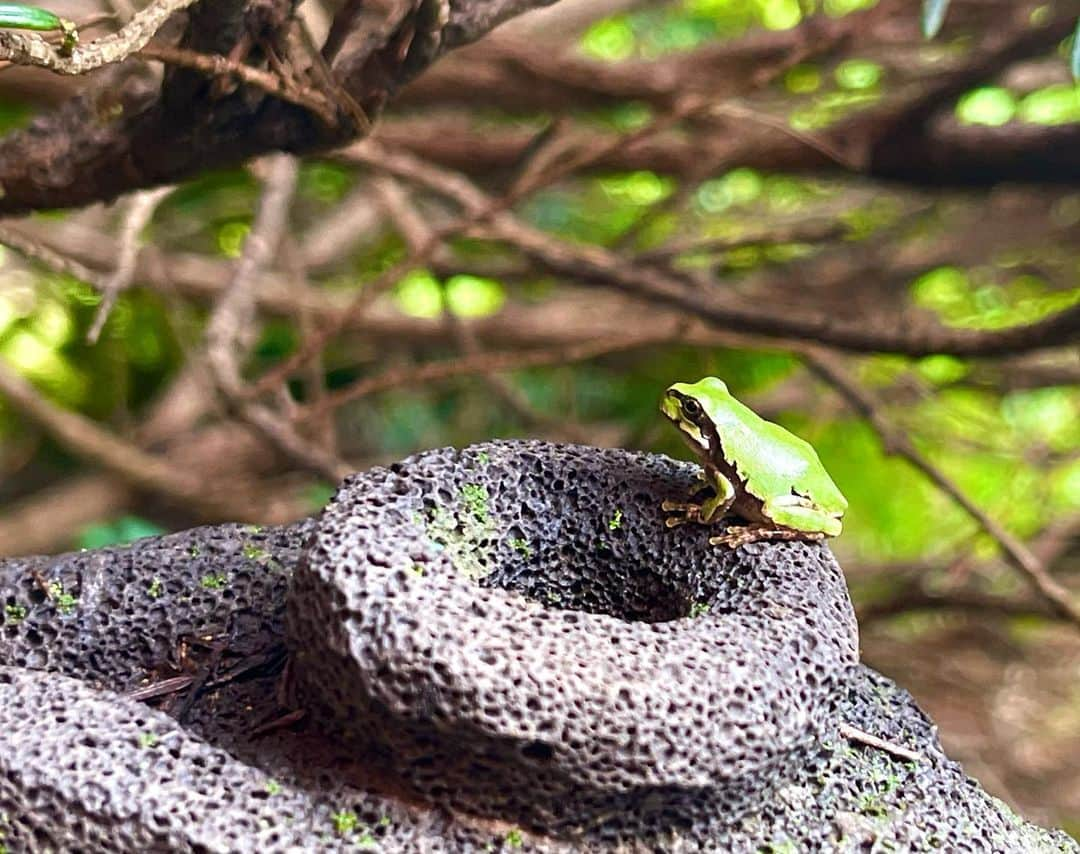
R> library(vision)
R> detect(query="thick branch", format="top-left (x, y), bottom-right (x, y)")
top-left (442, 0), bottom-right (561, 48)
top-left (0, 0), bottom-right (565, 214)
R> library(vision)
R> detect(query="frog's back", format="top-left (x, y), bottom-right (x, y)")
top-left (701, 382), bottom-right (847, 512)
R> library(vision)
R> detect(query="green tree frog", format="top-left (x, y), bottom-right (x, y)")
top-left (660, 377), bottom-right (847, 548)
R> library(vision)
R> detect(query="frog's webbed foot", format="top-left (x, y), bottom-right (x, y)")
top-left (663, 470), bottom-right (736, 529)
top-left (709, 524), bottom-right (827, 548)
top-left (661, 477), bottom-right (714, 526)
top-left (661, 499), bottom-right (711, 527)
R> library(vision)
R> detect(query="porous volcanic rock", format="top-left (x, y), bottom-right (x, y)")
top-left (287, 441), bottom-right (859, 831)
top-left (0, 440), bottom-right (1075, 853)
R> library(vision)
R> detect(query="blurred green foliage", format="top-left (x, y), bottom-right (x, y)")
top-left (77, 516), bottom-right (166, 550)
top-left (0, 0), bottom-right (1076, 591)
top-left (3, 172), bottom-right (1077, 560)
top-left (580, 0), bottom-right (878, 61)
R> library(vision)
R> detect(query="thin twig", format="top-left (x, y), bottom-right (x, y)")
top-left (249, 95), bottom-right (722, 394)
top-left (1, 217), bottom-right (736, 353)
top-left (205, 155), bottom-right (350, 481)
top-left (207, 157), bottom-right (299, 367)
top-left (137, 42), bottom-right (338, 125)
top-left (127, 675), bottom-right (196, 702)
top-left (246, 208), bottom-right (455, 396)
top-left (856, 515), bottom-right (1080, 624)
top-left (839, 722), bottom-right (922, 763)
top-left (307, 334), bottom-right (674, 417)
top-left (0, 360), bottom-right (239, 516)
top-left (803, 348), bottom-right (1080, 627)
top-left (372, 174), bottom-right (594, 442)
top-left (636, 220), bottom-right (845, 263)
top-left (293, 16), bottom-right (370, 132)
top-left (298, 180), bottom-right (385, 270)
top-left (250, 707), bottom-right (306, 737)
top-left (710, 101), bottom-right (861, 171)
top-left (0, 225), bottom-right (110, 287)
top-left (509, 95), bottom-right (707, 202)
top-left (88, 185), bottom-right (174, 343)
top-left (281, 234), bottom-right (336, 451)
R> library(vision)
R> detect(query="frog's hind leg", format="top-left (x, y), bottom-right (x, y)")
top-left (709, 524), bottom-right (826, 548)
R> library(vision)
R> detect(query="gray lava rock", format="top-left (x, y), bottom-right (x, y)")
top-left (0, 440), bottom-right (1074, 853)
top-left (288, 441), bottom-right (859, 831)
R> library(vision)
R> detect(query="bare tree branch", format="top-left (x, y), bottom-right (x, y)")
top-left (0, 0), bottom-right (568, 214)
top-left (87, 184), bottom-right (174, 342)
top-left (306, 334), bottom-right (674, 417)
top-left (205, 154), bottom-right (351, 481)
top-left (0, 360), bottom-right (241, 517)
top-left (345, 141), bottom-right (1080, 358)
top-left (0, 222), bottom-right (111, 287)
top-left (803, 348), bottom-right (1080, 626)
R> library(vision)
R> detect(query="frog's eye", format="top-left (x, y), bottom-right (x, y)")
top-left (681, 397), bottom-right (702, 419)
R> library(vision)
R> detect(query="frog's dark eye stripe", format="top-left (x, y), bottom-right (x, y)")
top-left (681, 397), bottom-right (702, 419)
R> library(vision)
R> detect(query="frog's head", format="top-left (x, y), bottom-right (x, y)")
top-left (661, 378), bottom-right (727, 458)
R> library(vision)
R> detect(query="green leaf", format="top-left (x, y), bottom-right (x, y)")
top-left (921, 0), bottom-right (950, 39)
top-left (0, 3), bottom-right (65, 33)
top-left (581, 18), bottom-right (634, 61)
top-left (956, 87), bottom-right (1016, 127)
top-left (445, 275), bottom-right (505, 318)
top-left (77, 515), bottom-right (165, 550)
top-left (394, 270), bottom-right (443, 318)
top-left (1071, 18), bottom-right (1080, 80)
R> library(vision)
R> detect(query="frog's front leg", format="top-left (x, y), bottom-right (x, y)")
top-left (662, 469), bottom-right (736, 528)
top-left (686, 470), bottom-right (712, 499)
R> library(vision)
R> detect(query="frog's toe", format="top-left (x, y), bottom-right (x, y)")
top-left (711, 525), bottom-right (826, 548)
top-left (662, 501), bottom-right (707, 527)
